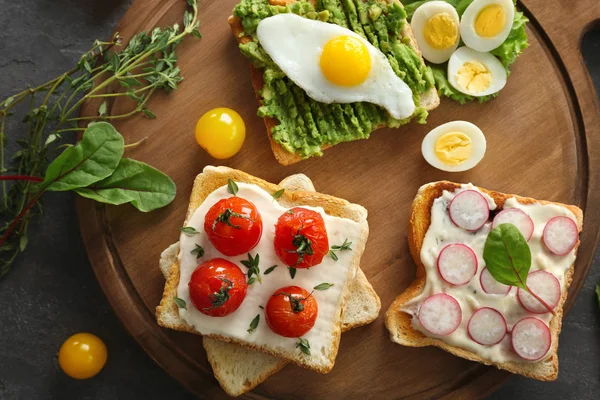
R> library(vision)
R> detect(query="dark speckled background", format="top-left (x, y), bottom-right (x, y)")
top-left (0, 1), bottom-right (598, 399)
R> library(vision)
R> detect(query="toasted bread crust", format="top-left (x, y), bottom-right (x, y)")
top-left (229, 0), bottom-right (440, 165)
top-left (385, 181), bottom-right (584, 381)
top-left (156, 166), bottom-right (369, 373)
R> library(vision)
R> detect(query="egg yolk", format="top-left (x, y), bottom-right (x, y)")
top-left (435, 132), bottom-right (473, 165)
top-left (424, 13), bottom-right (459, 49)
top-left (475, 4), bottom-right (506, 38)
top-left (58, 333), bottom-right (107, 380)
top-left (320, 35), bottom-right (371, 87)
top-left (456, 61), bottom-right (492, 93)
top-left (195, 108), bottom-right (246, 159)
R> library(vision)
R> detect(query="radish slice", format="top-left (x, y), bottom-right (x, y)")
top-left (449, 190), bottom-right (490, 231)
top-left (437, 244), bottom-right (478, 285)
top-left (492, 208), bottom-right (534, 241)
top-left (480, 267), bottom-right (511, 295)
top-left (467, 307), bottom-right (507, 346)
top-left (511, 317), bottom-right (551, 361)
top-left (543, 216), bottom-right (578, 255)
top-left (517, 271), bottom-right (561, 314)
top-left (418, 293), bottom-right (462, 336)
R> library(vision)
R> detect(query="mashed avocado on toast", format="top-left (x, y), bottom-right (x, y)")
top-left (233, 0), bottom-right (435, 158)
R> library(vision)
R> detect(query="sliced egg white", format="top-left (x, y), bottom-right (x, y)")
top-left (460, 0), bottom-right (515, 52)
top-left (411, 1), bottom-right (460, 64)
top-left (447, 47), bottom-right (507, 96)
top-left (421, 120), bottom-right (486, 172)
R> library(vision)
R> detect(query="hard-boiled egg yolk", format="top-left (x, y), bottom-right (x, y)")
top-left (475, 4), bottom-right (506, 38)
top-left (435, 132), bottom-right (473, 165)
top-left (424, 13), bottom-right (459, 49)
top-left (58, 333), bottom-right (107, 380)
top-left (456, 61), bottom-right (492, 93)
top-left (320, 35), bottom-right (371, 87)
top-left (195, 108), bottom-right (246, 159)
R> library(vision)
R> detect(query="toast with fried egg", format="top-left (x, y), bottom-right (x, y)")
top-left (385, 181), bottom-right (583, 381)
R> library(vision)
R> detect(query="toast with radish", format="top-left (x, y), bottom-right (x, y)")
top-left (385, 181), bottom-right (583, 381)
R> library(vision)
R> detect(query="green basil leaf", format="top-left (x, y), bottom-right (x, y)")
top-left (314, 283), bottom-right (334, 291)
top-left (483, 223), bottom-right (531, 290)
top-left (74, 158), bottom-right (176, 212)
top-left (173, 297), bottom-right (187, 309)
top-left (42, 122), bottom-right (124, 192)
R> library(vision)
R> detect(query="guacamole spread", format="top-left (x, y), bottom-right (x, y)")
top-left (234, 0), bottom-right (434, 158)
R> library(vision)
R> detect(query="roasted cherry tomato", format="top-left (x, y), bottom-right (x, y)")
top-left (58, 333), bottom-right (107, 379)
top-left (188, 258), bottom-right (248, 317)
top-left (204, 197), bottom-right (263, 256)
top-left (266, 286), bottom-right (318, 337)
top-left (274, 207), bottom-right (329, 268)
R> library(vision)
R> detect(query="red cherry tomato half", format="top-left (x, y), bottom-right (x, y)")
top-left (188, 258), bottom-right (248, 317)
top-left (204, 197), bottom-right (263, 257)
top-left (266, 286), bottom-right (318, 338)
top-left (274, 207), bottom-right (329, 268)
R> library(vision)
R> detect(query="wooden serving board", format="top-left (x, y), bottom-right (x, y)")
top-left (76, 0), bottom-right (600, 398)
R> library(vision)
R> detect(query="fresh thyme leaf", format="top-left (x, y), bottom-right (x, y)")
top-left (180, 226), bottom-right (200, 236)
top-left (296, 338), bottom-right (311, 355)
top-left (142, 108), bottom-right (156, 119)
top-left (287, 209), bottom-right (294, 214)
top-left (329, 239), bottom-right (352, 261)
top-left (190, 244), bottom-right (204, 258)
top-left (272, 188), bottom-right (285, 200)
top-left (227, 179), bottom-right (239, 196)
top-left (212, 208), bottom-right (251, 231)
top-left (328, 250), bottom-right (339, 261)
top-left (289, 267), bottom-right (297, 279)
top-left (264, 265), bottom-right (278, 275)
top-left (314, 283), bottom-right (334, 290)
top-left (98, 100), bottom-right (108, 116)
top-left (247, 277), bottom-right (256, 285)
top-left (204, 278), bottom-right (233, 310)
top-left (173, 297), bottom-right (187, 309)
top-left (247, 314), bottom-right (260, 333)
top-left (241, 253), bottom-right (262, 284)
top-left (19, 235), bottom-right (28, 252)
top-left (259, 305), bottom-right (264, 310)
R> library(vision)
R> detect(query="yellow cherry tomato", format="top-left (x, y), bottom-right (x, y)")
top-left (195, 107), bottom-right (246, 159)
top-left (58, 333), bottom-right (107, 379)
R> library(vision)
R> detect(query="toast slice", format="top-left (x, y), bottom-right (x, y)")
top-left (385, 181), bottom-right (583, 381)
top-left (156, 166), bottom-right (370, 373)
top-left (158, 174), bottom-right (381, 396)
top-left (229, 0), bottom-right (440, 165)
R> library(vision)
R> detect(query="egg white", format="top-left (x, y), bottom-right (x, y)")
top-left (421, 120), bottom-right (487, 172)
top-left (447, 47), bottom-right (507, 96)
top-left (460, 0), bottom-right (515, 52)
top-left (410, 1), bottom-right (460, 64)
top-left (256, 13), bottom-right (415, 120)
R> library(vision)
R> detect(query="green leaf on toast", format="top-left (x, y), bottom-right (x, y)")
top-left (483, 223), bottom-right (531, 289)
top-left (75, 158), bottom-right (176, 212)
top-left (42, 122), bottom-right (124, 191)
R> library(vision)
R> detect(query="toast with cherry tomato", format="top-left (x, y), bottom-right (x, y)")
top-left (156, 166), bottom-right (372, 376)
top-left (385, 181), bottom-right (583, 381)
top-left (157, 173), bottom-right (380, 397)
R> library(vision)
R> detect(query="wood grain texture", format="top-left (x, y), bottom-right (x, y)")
top-left (75, 0), bottom-right (600, 398)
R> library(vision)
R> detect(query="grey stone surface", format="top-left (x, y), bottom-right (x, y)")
top-left (0, 1), bottom-right (598, 399)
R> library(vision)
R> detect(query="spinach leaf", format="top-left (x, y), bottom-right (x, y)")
top-left (75, 158), bottom-right (176, 212)
top-left (41, 122), bottom-right (124, 192)
top-left (483, 223), bottom-right (531, 289)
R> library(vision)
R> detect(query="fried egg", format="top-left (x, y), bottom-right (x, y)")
top-left (256, 13), bottom-right (415, 120)
top-left (447, 47), bottom-right (507, 96)
top-left (421, 120), bottom-right (486, 172)
top-left (460, 0), bottom-right (515, 52)
top-left (410, 1), bottom-right (460, 64)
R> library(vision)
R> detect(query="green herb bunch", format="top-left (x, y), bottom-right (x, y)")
top-left (0, 0), bottom-right (202, 278)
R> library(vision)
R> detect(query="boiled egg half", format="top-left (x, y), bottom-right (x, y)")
top-left (256, 13), bottom-right (415, 120)
top-left (411, 1), bottom-right (460, 64)
top-left (421, 121), bottom-right (486, 172)
top-left (460, 0), bottom-right (515, 52)
top-left (448, 47), bottom-right (507, 96)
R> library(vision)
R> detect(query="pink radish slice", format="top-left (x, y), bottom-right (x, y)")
top-left (480, 267), bottom-right (511, 295)
top-left (468, 307), bottom-right (507, 346)
top-left (517, 270), bottom-right (561, 314)
top-left (543, 216), bottom-right (578, 255)
top-left (449, 190), bottom-right (490, 231)
top-left (511, 317), bottom-right (551, 361)
top-left (437, 244), bottom-right (478, 285)
top-left (492, 208), bottom-right (535, 241)
top-left (418, 293), bottom-right (462, 336)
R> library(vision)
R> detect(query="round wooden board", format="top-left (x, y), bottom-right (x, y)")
top-left (76, 0), bottom-right (600, 398)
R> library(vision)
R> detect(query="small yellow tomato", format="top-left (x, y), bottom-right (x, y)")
top-left (58, 333), bottom-right (107, 379)
top-left (195, 107), bottom-right (246, 159)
